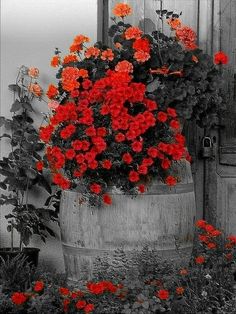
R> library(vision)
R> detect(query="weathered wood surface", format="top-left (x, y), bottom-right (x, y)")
top-left (60, 160), bottom-right (196, 281)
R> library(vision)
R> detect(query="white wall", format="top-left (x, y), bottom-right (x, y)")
top-left (0, 0), bottom-right (98, 272)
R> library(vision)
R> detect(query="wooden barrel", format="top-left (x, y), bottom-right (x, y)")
top-left (60, 159), bottom-right (196, 282)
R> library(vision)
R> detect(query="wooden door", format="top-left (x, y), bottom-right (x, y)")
top-left (205, 0), bottom-right (236, 233)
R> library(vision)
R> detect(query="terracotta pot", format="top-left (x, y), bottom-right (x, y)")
top-left (60, 159), bottom-right (196, 282)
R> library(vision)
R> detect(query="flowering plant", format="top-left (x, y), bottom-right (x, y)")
top-left (0, 66), bottom-right (58, 251)
top-left (1, 220), bottom-right (235, 313)
top-left (39, 3), bottom-right (227, 205)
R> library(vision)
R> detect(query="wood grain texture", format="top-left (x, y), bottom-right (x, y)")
top-left (60, 160), bottom-right (196, 281)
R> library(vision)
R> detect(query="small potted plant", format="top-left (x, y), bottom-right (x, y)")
top-left (0, 66), bottom-right (59, 266)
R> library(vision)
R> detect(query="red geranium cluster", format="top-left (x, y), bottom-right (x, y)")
top-left (38, 3), bottom-right (226, 205)
top-left (40, 65), bottom-right (189, 204)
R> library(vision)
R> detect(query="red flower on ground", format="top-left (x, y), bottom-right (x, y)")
top-left (214, 51), bottom-right (229, 65)
top-left (34, 281), bottom-right (44, 292)
top-left (176, 286), bottom-right (185, 295)
top-left (195, 255), bottom-right (205, 264)
top-left (84, 303), bottom-right (95, 313)
top-left (59, 287), bottom-right (70, 296)
top-left (76, 300), bottom-right (87, 309)
top-left (156, 289), bottom-right (170, 300)
top-left (11, 292), bottom-right (27, 305)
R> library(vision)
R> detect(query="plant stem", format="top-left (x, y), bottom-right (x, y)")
top-left (10, 220), bottom-right (14, 251)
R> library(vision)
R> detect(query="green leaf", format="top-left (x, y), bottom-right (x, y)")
top-left (0, 133), bottom-right (11, 139)
top-left (25, 168), bottom-right (37, 179)
top-left (8, 84), bottom-right (21, 93)
top-left (38, 175), bottom-right (52, 194)
top-left (0, 182), bottom-right (7, 190)
top-left (45, 226), bottom-right (56, 237)
top-left (5, 198), bottom-right (17, 205)
top-left (10, 100), bottom-right (22, 112)
top-left (22, 102), bottom-right (33, 112)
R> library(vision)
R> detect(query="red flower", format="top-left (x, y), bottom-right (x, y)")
top-left (88, 160), bottom-right (98, 169)
top-left (115, 133), bottom-right (126, 142)
top-left (147, 147), bottom-right (158, 158)
top-left (103, 194), bottom-right (112, 205)
top-left (53, 174), bottom-right (70, 190)
top-left (39, 125), bottom-right (54, 143)
top-left (125, 26), bottom-right (143, 40)
top-left (157, 112), bottom-right (168, 122)
top-left (165, 176), bottom-right (177, 186)
top-left (175, 133), bottom-right (185, 145)
top-left (36, 161), bottom-right (44, 171)
top-left (46, 84), bottom-right (58, 99)
top-left (169, 119), bottom-right (180, 130)
top-left (82, 79), bottom-right (93, 90)
top-left (84, 303), bottom-right (95, 313)
top-left (207, 242), bottom-right (216, 249)
top-left (97, 127), bottom-right (107, 137)
top-left (137, 165), bottom-right (148, 175)
top-left (176, 286), bottom-right (185, 295)
top-left (101, 159), bottom-right (112, 169)
top-left (63, 299), bottom-right (70, 313)
top-left (195, 219), bottom-right (206, 229)
top-left (176, 26), bottom-right (197, 50)
top-left (76, 300), bottom-right (87, 309)
top-left (113, 3), bottom-right (132, 17)
top-left (204, 224), bottom-right (215, 233)
top-left (133, 38), bottom-right (150, 53)
top-left (134, 50), bottom-right (150, 63)
top-left (34, 281), bottom-right (44, 292)
top-left (59, 287), bottom-right (70, 296)
top-left (214, 51), bottom-right (228, 65)
top-left (138, 184), bottom-right (145, 193)
top-left (142, 157), bottom-right (153, 166)
top-left (156, 289), bottom-right (169, 300)
top-left (179, 268), bottom-right (188, 275)
top-left (60, 124), bottom-right (76, 140)
top-left (11, 292), bottom-right (27, 305)
top-left (210, 229), bottom-right (222, 237)
top-left (129, 170), bottom-right (140, 182)
top-left (132, 141), bottom-right (143, 152)
top-left (122, 153), bottom-right (133, 164)
top-left (65, 149), bottom-right (76, 160)
top-left (72, 140), bottom-right (83, 151)
top-left (195, 255), bottom-right (205, 264)
top-left (161, 159), bottom-right (171, 170)
top-left (198, 234), bottom-right (209, 243)
top-left (227, 235), bottom-right (236, 245)
top-left (85, 126), bottom-right (96, 137)
top-left (90, 183), bottom-right (102, 194)
top-left (167, 107), bottom-right (177, 118)
top-left (76, 154), bottom-right (85, 164)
